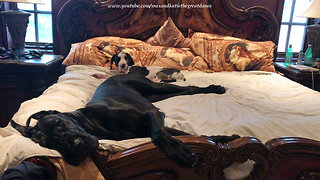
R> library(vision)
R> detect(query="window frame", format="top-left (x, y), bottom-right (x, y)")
top-left (277, 0), bottom-right (310, 60)
top-left (18, 2), bottom-right (53, 52)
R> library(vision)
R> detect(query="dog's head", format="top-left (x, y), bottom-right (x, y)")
top-left (110, 52), bottom-right (134, 73)
top-left (11, 110), bottom-right (99, 165)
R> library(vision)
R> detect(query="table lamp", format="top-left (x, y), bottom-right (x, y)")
top-left (0, 0), bottom-right (44, 58)
top-left (300, 0), bottom-right (320, 60)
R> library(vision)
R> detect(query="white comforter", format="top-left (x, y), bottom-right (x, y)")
top-left (1, 65), bottom-right (320, 175)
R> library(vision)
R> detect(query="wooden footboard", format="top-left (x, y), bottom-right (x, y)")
top-left (91, 136), bottom-right (320, 180)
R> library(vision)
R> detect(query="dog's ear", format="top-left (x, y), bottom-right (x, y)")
top-left (10, 120), bottom-right (30, 137)
top-left (126, 53), bottom-right (134, 66)
top-left (26, 110), bottom-right (60, 127)
top-left (10, 120), bottom-right (42, 141)
top-left (13, 119), bottom-right (51, 148)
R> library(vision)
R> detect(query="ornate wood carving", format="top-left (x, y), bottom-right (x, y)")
top-left (298, 171), bottom-right (320, 180)
top-left (57, 0), bottom-right (279, 56)
top-left (91, 136), bottom-right (320, 180)
top-left (265, 137), bottom-right (320, 180)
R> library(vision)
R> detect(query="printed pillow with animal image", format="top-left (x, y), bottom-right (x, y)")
top-left (189, 32), bottom-right (277, 72)
top-left (62, 36), bottom-right (159, 68)
top-left (146, 17), bottom-right (191, 48)
top-left (62, 35), bottom-right (209, 71)
top-left (151, 46), bottom-right (211, 72)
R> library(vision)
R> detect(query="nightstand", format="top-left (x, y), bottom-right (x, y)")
top-left (0, 54), bottom-right (64, 127)
top-left (274, 62), bottom-right (320, 92)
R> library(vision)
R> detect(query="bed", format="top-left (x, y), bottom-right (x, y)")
top-left (1, 0), bottom-right (320, 179)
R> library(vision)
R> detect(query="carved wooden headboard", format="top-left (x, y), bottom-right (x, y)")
top-left (56, 0), bottom-right (279, 56)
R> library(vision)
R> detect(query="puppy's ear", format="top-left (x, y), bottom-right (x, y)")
top-left (126, 53), bottom-right (134, 66)
top-left (110, 53), bottom-right (117, 70)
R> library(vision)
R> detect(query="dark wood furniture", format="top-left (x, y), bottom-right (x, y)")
top-left (0, 54), bottom-right (64, 127)
top-left (52, 0), bottom-right (285, 56)
top-left (55, 0), bottom-right (280, 56)
top-left (274, 62), bottom-right (320, 91)
top-left (54, 0), bottom-right (320, 179)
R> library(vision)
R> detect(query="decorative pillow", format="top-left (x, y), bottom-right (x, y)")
top-left (62, 36), bottom-right (158, 68)
top-left (189, 32), bottom-right (277, 72)
top-left (152, 47), bottom-right (205, 71)
top-left (146, 17), bottom-right (191, 48)
top-left (62, 35), bottom-right (215, 72)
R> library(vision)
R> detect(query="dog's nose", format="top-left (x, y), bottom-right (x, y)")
top-left (121, 64), bottom-right (126, 68)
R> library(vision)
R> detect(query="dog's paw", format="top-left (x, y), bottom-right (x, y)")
top-left (153, 135), bottom-right (198, 168)
top-left (207, 134), bottom-right (240, 143)
top-left (205, 84), bottom-right (226, 94)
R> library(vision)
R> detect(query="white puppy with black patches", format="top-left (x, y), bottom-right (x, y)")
top-left (109, 52), bottom-right (186, 82)
top-left (110, 52), bottom-right (134, 73)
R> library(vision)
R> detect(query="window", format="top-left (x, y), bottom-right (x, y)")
top-left (17, 0), bottom-right (52, 49)
top-left (277, 0), bottom-right (310, 53)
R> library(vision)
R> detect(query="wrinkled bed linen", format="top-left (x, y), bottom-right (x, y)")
top-left (1, 65), bottom-right (320, 177)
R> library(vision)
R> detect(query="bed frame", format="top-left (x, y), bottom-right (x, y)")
top-left (57, 0), bottom-right (320, 179)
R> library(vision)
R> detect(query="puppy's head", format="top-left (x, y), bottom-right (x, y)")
top-left (110, 52), bottom-right (134, 73)
top-left (11, 111), bottom-right (99, 166)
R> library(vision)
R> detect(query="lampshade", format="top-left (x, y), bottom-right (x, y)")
top-left (0, 0), bottom-right (44, 4)
top-left (300, 0), bottom-right (320, 18)
top-left (299, 0), bottom-right (320, 62)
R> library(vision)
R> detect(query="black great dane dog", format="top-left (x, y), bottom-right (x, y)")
top-left (12, 73), bottom-right (239, 167)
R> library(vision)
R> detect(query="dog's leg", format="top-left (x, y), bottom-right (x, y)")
top-left (165, 127), bottom-right (190, 136)
top-left (146, 111), bottom-right (198, 167)
top-left (166, 126), bottom-right (239, 143)
top-left (160, 112), bottom-right (190, 136)
top-left (110, 74), bottom-right (225, 102)
top-left (143, 82), bottom-right (226, 102)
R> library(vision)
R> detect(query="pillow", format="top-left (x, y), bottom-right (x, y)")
top-left (62, 36), bottom-right (158, 68)
top-left (146, 17), bottom-right (191, 48)
top-left (152, 47), bottom-right (207, 71)
top-left (62, 35), bottom-right (209, 72)
top-left (189, 32), bottom-right (277, 72)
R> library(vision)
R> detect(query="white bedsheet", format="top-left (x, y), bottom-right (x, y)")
top-left (1, 65), bottom-right (320, 176)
